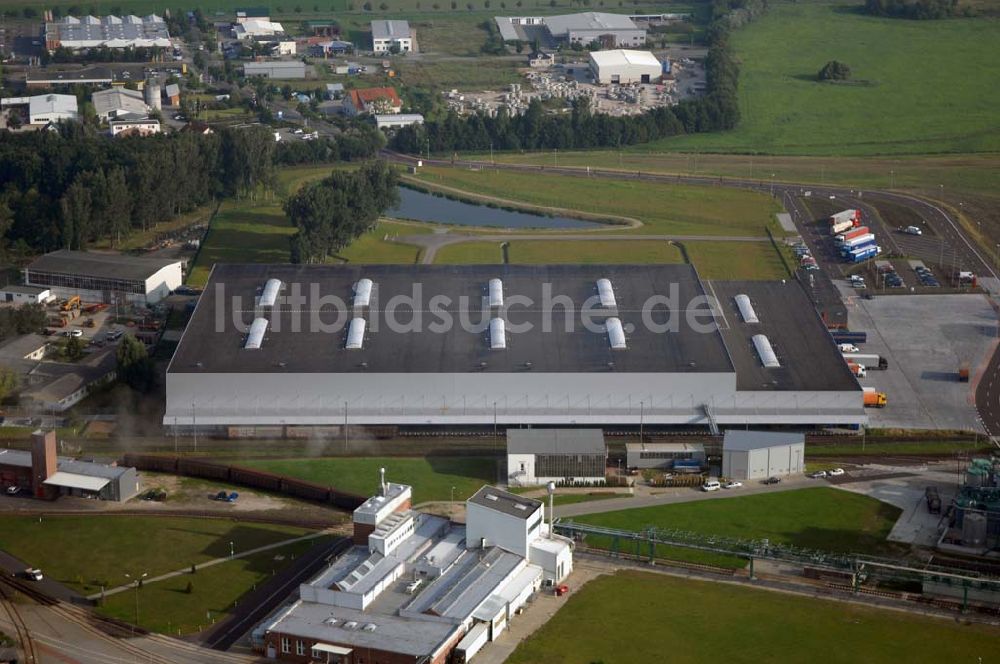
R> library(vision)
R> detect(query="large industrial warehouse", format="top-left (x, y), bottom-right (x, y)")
top-left (24, 250), bottom-right (183, 305)
top-left (589, 49), bottom-right (662, 84)
top-left (164, 264), bottom-right (865, 436)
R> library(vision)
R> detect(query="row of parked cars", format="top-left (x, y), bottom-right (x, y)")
top-left (913, 265), bottom-right (941, 288)
top-left (792, 243), bottom-right (820, 271)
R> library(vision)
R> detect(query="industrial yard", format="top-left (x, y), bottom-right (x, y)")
top-left (1, 0), bottom-right (999, 662)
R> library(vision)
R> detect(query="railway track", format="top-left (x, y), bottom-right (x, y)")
top-left (0, 577), bottom-right (40, 663)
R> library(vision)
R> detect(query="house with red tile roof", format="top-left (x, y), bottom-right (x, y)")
top-left (345, 86), bottom-right (402, 116)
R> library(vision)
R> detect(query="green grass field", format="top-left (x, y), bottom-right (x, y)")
top-left (575, 487), bottom-right (903, 558)
top-left (507, 571), bottom-right (1000, 664)
top-left (188, 202), bottom-right (294, 286)
top-left (685, 240), bottom-right (790, 280)
top-left (434, 241), bottom-right (505, 264)
top-left (334, 220), bottom-right (429, 264)
top-left (652, 3), bottom-right (1000, 155)
top-left (808, 439), bottom-right (993, 456)
top-left (239, 456), bottom-right (496, 504)
top-left (96, 536), bottom-right (330, 634)
top-left (0, 516), bottom-right (313, 593)
top-left (510, 240), bottom-right (685, 264)
top-left (411, 168), bottom-right (780, 236)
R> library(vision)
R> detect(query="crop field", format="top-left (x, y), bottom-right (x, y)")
top-left (96, 536), bottom-right (331, 634)
top-left (411, 168), bottom-right (780, 236)
top-left (650, 2), bottom-right (1000, 155)
top-left (0, 516), bottom-right (313, 593)
top-left (507, 571), bottom-right (1000, 664)
top-left (239, 456), bottom-right (496, 504)
top-left (572, 487), bottom-right (904, 562)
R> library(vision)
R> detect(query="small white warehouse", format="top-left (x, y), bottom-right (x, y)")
top-left (0, 285), bottom-right (53, 304)
top-left (588, 49), bottom-right (661, 84)
top-left (507, 429), bottom-right (606, 486)
top-left (24, 250), bottom-right (182, 305)
top-left (722, 430), bottom-right (805, 481)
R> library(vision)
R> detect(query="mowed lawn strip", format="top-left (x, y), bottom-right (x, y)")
top-left (334, 220), bottom-right (430, 264)
top-left (96, 536), bottom-right (332, 634)
top-left (684, 241), bottom-right (790, 280)
top-left (509, 240), bottom-right (685, 264)
top-left (507, 571), bottom-right (1000, 664)
top-left (412, 168), bottom-right (778, 236)
top-left (434, 241), bottom-right (506, 264)
top-left (575, 488), bottom-right (902, 556)
top-left (188, 202), bottom-right (293, 286)
top-left (0, 516), bottom-right (314, 593)
top-left (239, 456), bottom-right (496, 504)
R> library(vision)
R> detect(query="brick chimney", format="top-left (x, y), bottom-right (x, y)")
top-left (31, 430), bottom-right (57, 500)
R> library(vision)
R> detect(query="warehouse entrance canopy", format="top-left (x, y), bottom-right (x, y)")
top-left (311, 644), bottom-right (353, 655)
top-left (43, 471), bottom-right (110, 492)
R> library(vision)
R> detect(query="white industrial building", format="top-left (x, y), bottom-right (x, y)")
top-left (255, 473), bottom-right (572, 663)
top-left (44, 15), bottom-right (171, 51)
top-left (374, 113), bottom-right (424, 130)
top-left (721, 430), bottom-right (806, 481)
top-left (495, 12), bottom-right (646, 48)
top-left (92, 87), bottom-right (149, 121)
top-left (2, 94), bottom-right (79, 125)
top-left (589, 49), bottom-right (661, 84)
top-left (234, 18), bottom-right (285, 39)
top-left (109, 117), bottom-right (161, 136)
top-left (0, 285), bottom-right (53, 305)
top-left (371, 20), bottom-right (413, 53)
top-left (507, 429), bottom-right (606, 486)
top-left (164, 265), bottom-right (866, 435)
top-left (24, 250), bottom-right (182, 306)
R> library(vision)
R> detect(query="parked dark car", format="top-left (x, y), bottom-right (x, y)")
top-left (763, 476), bottom-right (782, 485)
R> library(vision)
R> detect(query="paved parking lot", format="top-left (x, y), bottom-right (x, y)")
top-left (840, 287), bottom-right (997, 431)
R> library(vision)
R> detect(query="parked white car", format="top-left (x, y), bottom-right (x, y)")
top-left (808, 470), bottom-right (828, 479)
top-left (828, 468), bottom-right (846, 476)
top-left (903, 225), bottom-right (922, 236)
top-left (723, 481), bottom-right (743, 489)
top-left (701, 480), bottom-right (721, 492)
top-left (838, 343), bottom-right (859, 353)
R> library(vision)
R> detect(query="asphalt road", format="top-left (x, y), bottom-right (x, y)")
top-left (0, 549), bottom-right (88, 605)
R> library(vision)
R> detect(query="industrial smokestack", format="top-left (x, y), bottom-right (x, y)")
top-left (547, 481), bottom-right (556, 539)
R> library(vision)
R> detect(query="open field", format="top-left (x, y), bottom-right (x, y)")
top-left (808, 439), bottom-right (993, 457)
top-left (685, 240), bottom-right (790, 280)
top-left (188, 202), bottom-right (293, 286)
top-left (507, 571), bottom-right (1000, 664)
top-left (574, 487), bottom-right (903, 557)
top-left (434, 241), bottom-right (505, 264)
top-left (334, 220), bottom-right (429, 264)
top-left (96, 536), bottom-right (331, 634)
top-left (411, 167), bottom-right (781, 235)
top-left (0, 516), bottom-right (313, 593)
top-left (238, 456), bottom-right (497, 504)
top-left (654, 3), bottom-right (1000, 155)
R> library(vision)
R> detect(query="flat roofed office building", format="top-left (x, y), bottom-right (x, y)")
top-left (507, 429), bottom-right (606, 485)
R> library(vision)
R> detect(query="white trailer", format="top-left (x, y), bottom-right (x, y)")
top-left (842, 353), bottom-right (888, 370)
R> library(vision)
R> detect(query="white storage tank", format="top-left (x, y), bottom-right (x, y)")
top-left (145, 82), bottom-right (161, 110)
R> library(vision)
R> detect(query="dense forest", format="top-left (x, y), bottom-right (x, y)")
top-left (391, 0), bottom-right (766, 154)
top-left (284, 161), bottom-right (399, 264)
top-left (0, 123), bottom-right (383, 255)
top-left (864, 0), bottom-right (964, 18)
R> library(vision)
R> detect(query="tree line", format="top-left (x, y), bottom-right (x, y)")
top-left (0, 122), bottom-right (383, 255)
top-left (284, 161), bottom-right (399, 264)
top-left (864, 0), bottom-right (966, 19)
top-left (391, 0), bottom-right (765, 155)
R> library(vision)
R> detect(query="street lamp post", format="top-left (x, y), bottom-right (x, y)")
top-left (450, 486), bottom-right (456, 502)
top-left (230, 541), bottom-right (235, 557)
top-left (124, 572), bottom-right (147, 632)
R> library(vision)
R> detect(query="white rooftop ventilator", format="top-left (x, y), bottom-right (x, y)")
top-left (353, 278), bottom-right (373, 308)
top-left (596, 278), bottom-right (617, 308)
top-left (346, 317), bottom-right (366, 350)
top-left (489, 317), bottom-right (506, 350)
top-left (244, 317), bottom-right (268, 349)
top-left (734, 294), bottom-right (759, 324)
top-left (606, 317), bottom-right (627, 350)
top-left (488, 278), bottom-right (504, 308)
top-left (752, 334), bottom-right (780, 368)
top-left (258, 278), bottom-right (282, 307)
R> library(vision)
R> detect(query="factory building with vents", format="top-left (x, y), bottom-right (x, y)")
top-left (164, 264), bottom-right (866, 436)
top-left (254, 472), bottom-right (572, 663)
top-left (24, 250), bottom-right (183, 305)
